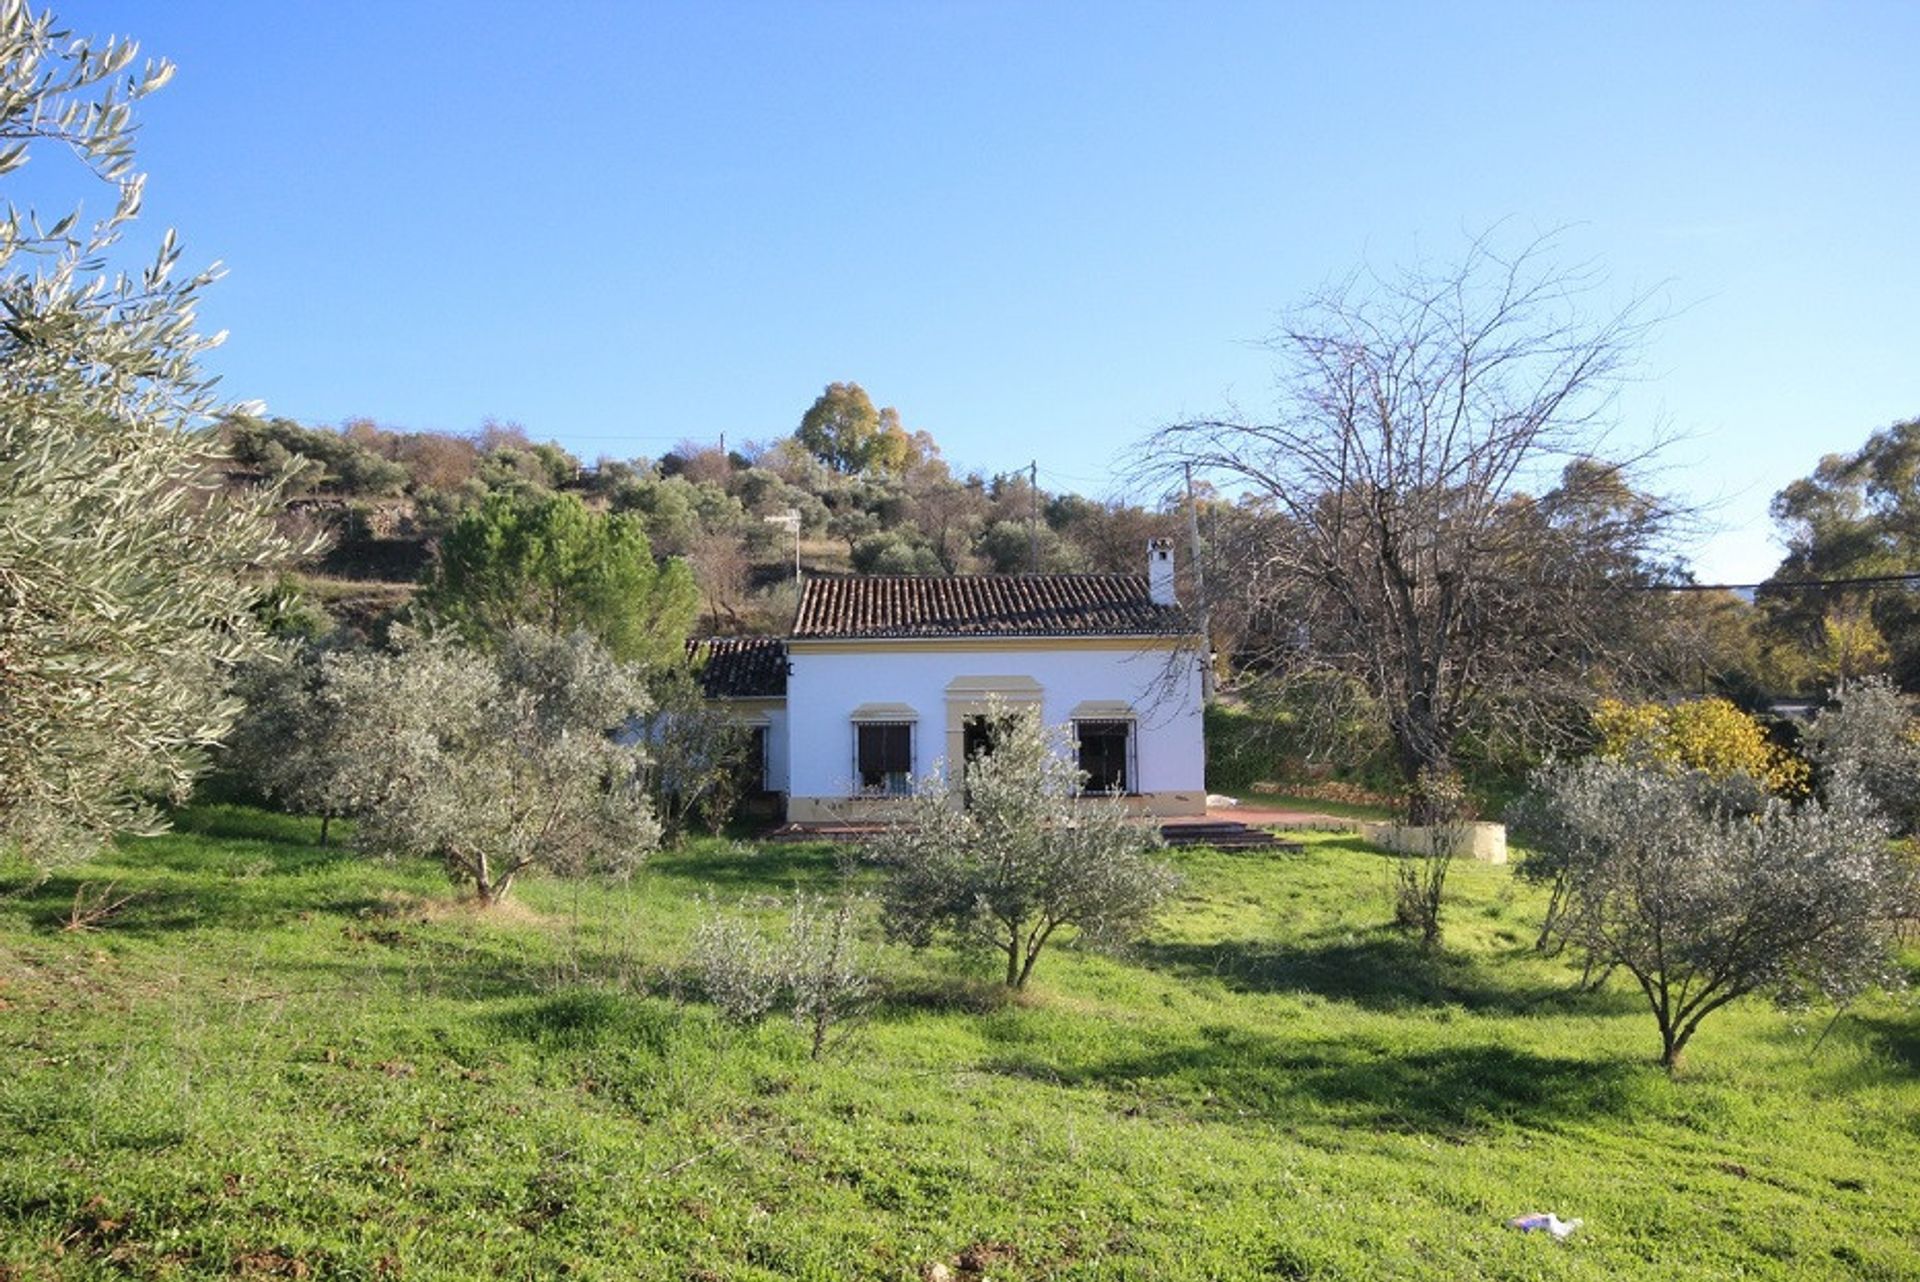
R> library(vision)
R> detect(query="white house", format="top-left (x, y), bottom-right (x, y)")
top-left (691, 539), bottom-right (1208, 822)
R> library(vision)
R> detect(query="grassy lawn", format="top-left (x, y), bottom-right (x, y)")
top-left (1, 807), bottom-right (1914, 1279)
top-left (1215, 792), bottom-right (1395, 822)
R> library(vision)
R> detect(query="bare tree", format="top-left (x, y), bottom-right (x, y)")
top-left (685, 529), bottom-right (751, 632)
top-left (1144, 235), bottom-right (1679, 812)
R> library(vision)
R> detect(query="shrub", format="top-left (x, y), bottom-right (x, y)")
top-left (1391, 769), bottom-right (1472, 949)
top-left (328, 628), bottom-right (658, 903)
top-left (1803, 676), bottom-right (1920, 837)
top-left (1514, 757), bottom-right (1915, 1069)
top-left (877, 706), bottom-right (1177, 989)
top-left (1592, 696), bottom-right (1808, 795)
top-left (692, 893), bottom-right (872, 1058)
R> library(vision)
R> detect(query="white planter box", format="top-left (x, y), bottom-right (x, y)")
top-left (1360, 821), bottom-right (1508, 865)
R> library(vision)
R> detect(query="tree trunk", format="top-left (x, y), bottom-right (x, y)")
top-left (1393, 726), bottom-right (1451, 823)
top-left (319, 812), bottom-right (331, 847)
top-left (1660, 1026), bottom-right (1684, 1073)
top-left (471, 849), bottom-right (501, 906)
top-left (1534, 873), bottom-right (1571, 953)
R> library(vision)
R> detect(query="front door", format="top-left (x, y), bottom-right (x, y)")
top-left (961, 715), bottom-right (995, 805)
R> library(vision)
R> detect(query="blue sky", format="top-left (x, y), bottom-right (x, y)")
top-left (37, 1), bottom-right (1920, 581)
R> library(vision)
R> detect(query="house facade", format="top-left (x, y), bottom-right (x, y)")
top-left (690, 539), bottom-right (1208, 822)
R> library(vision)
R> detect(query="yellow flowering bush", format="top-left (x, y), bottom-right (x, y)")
top-left (1593, 697), bottom-right (1810, 796)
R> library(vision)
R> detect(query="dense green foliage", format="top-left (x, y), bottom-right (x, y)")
top-left (1765, 417), bottom-right (1920, 688)
top-left (2, 808), bottom-right (1915, 1278)
top-left (794, 381), bottom-right (921, 475)
top-left (224, 415), bottom-right (409, 496)
top-left (0, 3), bottom-right (302, 862)
top-left (419, 490), bottom-right (698, 668)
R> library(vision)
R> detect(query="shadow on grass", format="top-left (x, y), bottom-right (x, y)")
top-left (874, 973), bottom-right (1019, 1017)
top-left (166, 804), bottom-right (351, 851)
top-left (1850, 1013), bottom-right (1920, 1075)
top-left (14, 866), bottom-right (389, 936)
top-left (1133, 930), bottom-right (1636, 1016)
top-left (491, 988), bottom-right (682, 1055)
top-left (2, 806), bottom-right (440, 936)
top-left (274, 935), bottom-right (659, 1007)
top-left (986, 1024), bottom-right (1641, 1134)
top-left (648, 841), bottom-right (851, 893)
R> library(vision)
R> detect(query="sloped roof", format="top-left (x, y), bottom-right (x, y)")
top-left (791, 575), bottom-right (1191, 640)
top-left (687, 636), bottom-right (788, 697)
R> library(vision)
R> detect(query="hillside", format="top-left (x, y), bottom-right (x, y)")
top-left (2, 810), bottom-right (1914, 1278)
top-left (221, 409), bottom-right (1181, 642)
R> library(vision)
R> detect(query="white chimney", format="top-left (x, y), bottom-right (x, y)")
top-left (1147, 538), bottom-right (1177, 606)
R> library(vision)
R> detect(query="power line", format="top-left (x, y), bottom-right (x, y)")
top-left (1642, 572), bottom-right (1920, 594)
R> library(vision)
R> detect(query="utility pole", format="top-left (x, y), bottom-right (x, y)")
top-left (1028, 460), bottom-right (1039, 574)
top-left (1185, 462), bottom-right (1215, 701)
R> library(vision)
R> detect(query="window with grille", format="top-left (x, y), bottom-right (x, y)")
top-left (1074, 719), bottom-right (1135, 794)
top-left (855, 721), bottom-right (914, 795)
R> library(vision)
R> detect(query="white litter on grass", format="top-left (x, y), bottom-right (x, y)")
top-left (1508, 1213), bottom-right (1582, 1239)
top-left (1205, 794), bottom-right (1240, 808)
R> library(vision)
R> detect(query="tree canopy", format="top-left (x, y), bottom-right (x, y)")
top-left (326, 628), bottom-right (658, 904)
top-left (1514, 757), bottom-right (1914, 1070)
top-left (1144, 236), bottom-right (1680, 806)
top-left (419, 490), bottom-right (698, 668)
top-left (1763, 416), bottom-right (1920, 689)
top-left (795, 382), bottom-right (923, 475)
top-left (0, 2), bottom-right (303, 861)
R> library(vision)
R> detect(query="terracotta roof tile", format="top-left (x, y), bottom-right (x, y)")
top-left (791, 575), bottom-right (1191, 640)
top-left (687, 636), bottom-right (788, 697)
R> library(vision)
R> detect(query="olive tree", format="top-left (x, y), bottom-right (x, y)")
top-left (328, 628), bottom-right (657, 904)
top-left (0, 2), bottom-right (304, 862)
top-left (224, 641), bottom-right (358, 845)
top-left (1803, 676), bottom-right (1920, 838)
top-left (640, 671), bottom-right (754, 844)
top-left (1514, 758), bottom-right (1915, 1070)
top-left (692, 891), bottom-right (872, 1059)
top-left (877, 707), bottom-right (1178, 989)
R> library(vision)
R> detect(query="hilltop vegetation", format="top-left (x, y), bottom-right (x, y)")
top-left (223, 393), bottom-right (1183, 645)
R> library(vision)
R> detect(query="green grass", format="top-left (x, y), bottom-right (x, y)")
top-left (2, 807), bottom-right (1915, 1279)
top-left (1217, 791), bottom-right (1396, 821)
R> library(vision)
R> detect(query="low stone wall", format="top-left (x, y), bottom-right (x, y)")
top-left (1359, 821), bottom-right (1508, 865)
